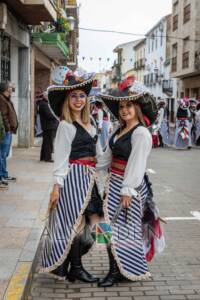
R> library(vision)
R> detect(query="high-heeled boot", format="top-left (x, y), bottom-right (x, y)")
top-left (68, 235), bottom-right (99, 283)
top-left (98, 246), bottom-right (123, 287)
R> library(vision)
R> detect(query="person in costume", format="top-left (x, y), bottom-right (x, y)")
top-left (40, 66), bottom-right (103, 283)
top-left (155, 100), bottom-right (169, 147)
top-left (96, 80), bottom-right (164, 287)
top-left (195, 102), bottom-right (200, 146)
top-left (173, 98), bottom-right (192, 149)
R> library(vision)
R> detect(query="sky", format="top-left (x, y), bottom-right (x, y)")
top-left (77, 0), bottom-right (172, 72)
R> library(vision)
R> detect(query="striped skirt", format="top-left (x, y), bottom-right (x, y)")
top-left (40, 164), bottom-right (96, 273)
top-left (104, 172), bottom-right (151, 280)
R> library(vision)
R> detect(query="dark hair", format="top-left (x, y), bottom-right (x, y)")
top-left (0, 81), bottom-right (10, 94)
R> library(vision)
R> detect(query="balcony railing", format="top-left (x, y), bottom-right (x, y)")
top-left (32, 32), bottom-right (69, 59)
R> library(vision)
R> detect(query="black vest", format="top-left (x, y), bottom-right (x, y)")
top-left (109, 124), bottom-right (141, 161)
top-left (69, 122), bottom-right (97, 160)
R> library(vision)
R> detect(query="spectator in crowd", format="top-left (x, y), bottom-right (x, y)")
top-left (195, 103), bottom-right (200, 146)
top-left (38, 91), bottom-right (59, 162)
top-left (0, 81), bottom-right (18, 189)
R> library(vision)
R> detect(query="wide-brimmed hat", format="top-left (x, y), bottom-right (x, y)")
top-left (48, 66), bottom-right (95, 117)
top-left (98, 81), bottom-right (157, 126)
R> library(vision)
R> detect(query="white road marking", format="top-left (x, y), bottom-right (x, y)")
top-left (164, 212), bottom-right (200, 221)
top-left (147, 168), bottom-right (156, 174)
top-left (164, 217), bottom-right (198, 221)
top-left (190, 211), bottom-right (200, 220)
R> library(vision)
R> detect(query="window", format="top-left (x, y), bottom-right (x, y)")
top-left (173, 1), bottom-right (179, 14)
top-left (183, 4), bottom-right (191, 24)
top-left (182, 51), bottom-right (189, 68)
top-left (0, 33), bottom-right (11, 81)
top-left (172, 43), bottom-right (178, 72)
top-left (155, 30), bottom-right (158, 49)
top-left (151, 37), bottom-right (154, 52)
top-left (160, 33), bottom-right (163, 46)
top-left (148, 38), bottom-right (150, 53)
top-left (182, 36), bottom-right (190, 68)
top-left (173, 14), bottom-right (178, 31)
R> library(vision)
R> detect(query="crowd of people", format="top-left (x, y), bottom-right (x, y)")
top-left (152, 97), bottom-right (200, 149)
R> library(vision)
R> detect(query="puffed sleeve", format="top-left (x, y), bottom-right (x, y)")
top-left (121, 126), bottom-right (152, 197)
top-left (53, 121), bottom-right (76, 187)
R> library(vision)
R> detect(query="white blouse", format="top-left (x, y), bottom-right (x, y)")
top-left (53, 120), bottom-right (102, 187)
top-left (96, 126), bottom-right (152, 198)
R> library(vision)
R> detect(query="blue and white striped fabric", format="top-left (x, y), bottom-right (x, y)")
top-left (104, 172), bottom-right (151, 280)
top-left (40, 164), bottom-right (95, 273)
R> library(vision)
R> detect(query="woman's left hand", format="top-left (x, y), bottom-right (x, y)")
top-left (121, 195), bottom-right (132, 208)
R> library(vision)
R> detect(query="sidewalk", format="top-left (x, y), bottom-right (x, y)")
top-left (0, 147), bottom-right (53, 300)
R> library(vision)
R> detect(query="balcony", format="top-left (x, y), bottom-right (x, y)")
top-left (32, 32), bottom-right (69, 60)
top-left (3, 0), bottom-right (57, 24)
top-left (162, 79), bottom-right (173, 96)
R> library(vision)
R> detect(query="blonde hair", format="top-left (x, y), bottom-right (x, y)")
top-left (62, 92), bottom-right (90, 124)
top-left (119, 102), bottom-right (146, 128)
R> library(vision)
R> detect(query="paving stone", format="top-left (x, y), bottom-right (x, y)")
top-left (160, 296), bottom-right (186, 300)
top-left (93, 291), bottom-right (118, 297)
top-left (134, 296), bottom-right (160, 300)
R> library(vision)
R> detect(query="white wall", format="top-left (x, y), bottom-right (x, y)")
top-left (145, 20), bottom-right (167, 99)
top-left (121, 42), bottom-right (136, 77)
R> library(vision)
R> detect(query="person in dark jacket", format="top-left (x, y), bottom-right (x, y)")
top-left (0, 81), bottom-right (18, 188)
top-left (38, 91), bottom-right (59, 162)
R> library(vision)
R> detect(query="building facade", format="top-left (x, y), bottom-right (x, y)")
top-left (144, 15), bottom-right (178, 122)
top-left (133, 38), bottom-right (146, 83)
top-left (0, 0), bottom-right (79, 147)
top-left (113, 40), bottom-right (140, 80)
top-left (171, 0), bottom-right (200, 99)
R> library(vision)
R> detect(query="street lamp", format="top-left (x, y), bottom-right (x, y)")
top-left (67, 16), bottom-right (75, 31)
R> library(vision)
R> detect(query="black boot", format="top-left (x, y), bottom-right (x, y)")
top-left (98, 246), bottom-right (123, 287)
top-left (68, 235), bottom-right (99, 283)
top-left (50, 256), bottom-right (70, 279)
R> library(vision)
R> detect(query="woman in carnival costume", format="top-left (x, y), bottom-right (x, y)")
top-left (173, 98), bottom-right (192, 149)
top-left (96, 80), bottom-right (165, 287)
top-left (40, 66), bottom-right (103, 283)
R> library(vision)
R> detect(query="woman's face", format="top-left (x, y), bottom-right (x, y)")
top-left (119, 100), bottom-right (137, 122)
top-left (68, 89), bottom-right (87, 112)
